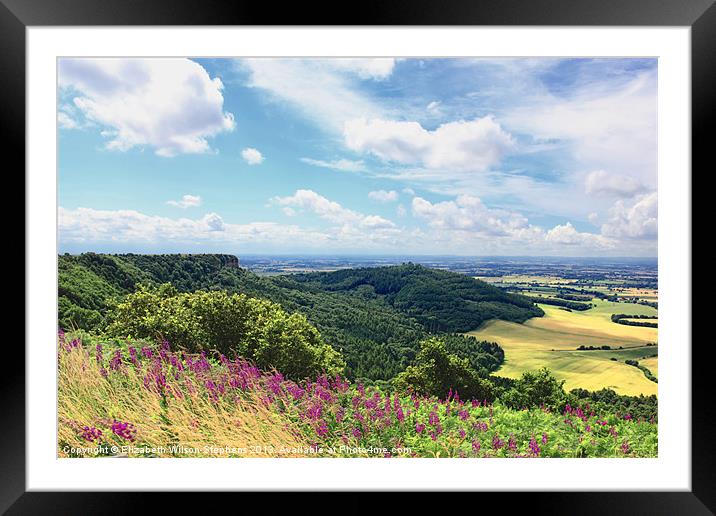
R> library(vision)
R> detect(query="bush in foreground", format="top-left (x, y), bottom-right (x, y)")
top-left (58, 331), bottom-right (657, 458)
top-left (393, 338), bottom-right (496, 402)
top-left (105, 284), bottom-right (344, 380)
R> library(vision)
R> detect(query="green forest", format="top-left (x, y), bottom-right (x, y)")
top-left (58, 253), bottom-right (539, 382)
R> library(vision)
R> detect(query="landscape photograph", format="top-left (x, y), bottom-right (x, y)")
top-left (57, 56), bottom-right (658, 458)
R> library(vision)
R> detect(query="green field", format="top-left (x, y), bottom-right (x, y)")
top-left (467, 301), bottom-right (658, 396)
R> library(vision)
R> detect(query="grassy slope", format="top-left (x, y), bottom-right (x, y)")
top-left (58, 339), bottom-right (307, 457)
top-left (58, 335), bottom-right (658, 458)
top-left (468, 302), bottom-right (658, 396)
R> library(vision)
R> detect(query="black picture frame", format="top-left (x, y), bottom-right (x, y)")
top-left (4, 0), bottom-right (709, 512)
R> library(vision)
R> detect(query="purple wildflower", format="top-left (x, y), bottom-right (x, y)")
top-left (110, 420), bottom-right (137, 442)
top-left (128, 346), bottom-right (140, 367)
top-left (81, 426), bottom-right (102, 442)
top-left (428, 410), bottom-right (440, 426)
top-left (109, 350), bottom-right (124, 372)
top-left (316, 419), bottom-right (329, 437)
top-left (492, 434), bottom-right (504, 450)
top-left (529, 436), bottom-right (541, 456)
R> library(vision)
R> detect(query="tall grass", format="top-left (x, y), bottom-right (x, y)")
top-left (57, 331), bottom-right (658, 458)
top-left (58, 334), bottom-right (308, 457)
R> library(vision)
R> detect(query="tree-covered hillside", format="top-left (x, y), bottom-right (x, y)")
top-left (292, 264), bottom-right (543, 332)
top-left (57, 253), bottom-right (542, 382)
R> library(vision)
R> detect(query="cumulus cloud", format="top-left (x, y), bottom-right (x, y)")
top-left (368, 190), bottom-right (399, 202)
top-left (409, 194), bottom-right (621, 251)
top-left (167, 194), bottom-right (202, 209)
top-left (241, 147), bottom-right (264, 165)
top-left (585, 170), bottom-right (646, 198)
top-left (300, 157), bottom-right (366, 172)
top-left (601, 192), bottom-right (657, 239)
top-left (344, 116), bottom-right (514, 172)
top-left (58, 58), bottom-right (235, 157)
top-left (58, 207), bottom-right (229, 244)
top-left (203, 213), bottom-right (225, 232)
top-left (411, 195), bottom-right (531, 237)
top-left (272, 189), bottom-right (395, 229)
top-left (545, 222), bottom-right (614, 248)
top-left (58, 207), bottom-right (354, 252)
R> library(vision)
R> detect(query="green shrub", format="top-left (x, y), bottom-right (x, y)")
top-left (105, 283), bottom-right (344, 380)
top-left (393, 338), bottom-right (496, 401)
top-left (501, 368), bottom-right (567, 411)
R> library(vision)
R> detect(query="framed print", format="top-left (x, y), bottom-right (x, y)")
top-left (5, 0), bottom-right (711, 511)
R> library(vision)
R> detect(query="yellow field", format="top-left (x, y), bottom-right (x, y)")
top-left (614, 287), bottom-right (659, 301)
top-left (474, 275), bottom-right (577, 285)
top-left (467, 301), bottom-right (658, 396)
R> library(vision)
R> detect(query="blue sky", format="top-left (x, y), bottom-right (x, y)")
top-left (58, 57), bottom-right (657, 256)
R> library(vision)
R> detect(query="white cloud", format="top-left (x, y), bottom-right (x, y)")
top-left (59, 207), bottom-right (228, 244)
top-left (585, 170), bottom-right (646, 198)
top-left (427, 100), bottom-right (441, 112)
top-left (203, 213), bottom-right (225, 232)
top-left (241, 147), bottom-right (264, 165)
top-left (58, 206), bottom-right (342, 251)
top-left (505, 70), bottom-right (657, 189)
top-left (300, 157), bottom-right (366, 172)
top-left (411, 195), bottom-right (531, 237)
top-left (58, 110), bottom-right (79, 129)
top-left (272, 189), bottom-right (395, 230)
top-left (396, 204), bottom-right (407, 217)
top-left (240, 58), bottom-right (386, 131)
top-left (588, 212), bottom-right (599, 224)
top-left (402, 187), bottom-right (415, 196)
top-left (59, 195), bottom-right (408, 251)
top-left (58, 58), bottom-right (235, 157)
top-left (545, 222), bottom-right (614, 248)
top-left (409, 194), bottom-right (621, 252)
top-left (368, 190), bottom-right (399, 202)
top-left (344, 116), bottom-right (514, 172)
top-left (324, 58), bottom-right (396, 80)
top-left (167, 194), bottom-right (202, 209)
top-left (601, 192), bottom-right (657, 239)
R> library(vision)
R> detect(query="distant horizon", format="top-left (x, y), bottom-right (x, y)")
top-left (57, 249), bottom-right (658, 262)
